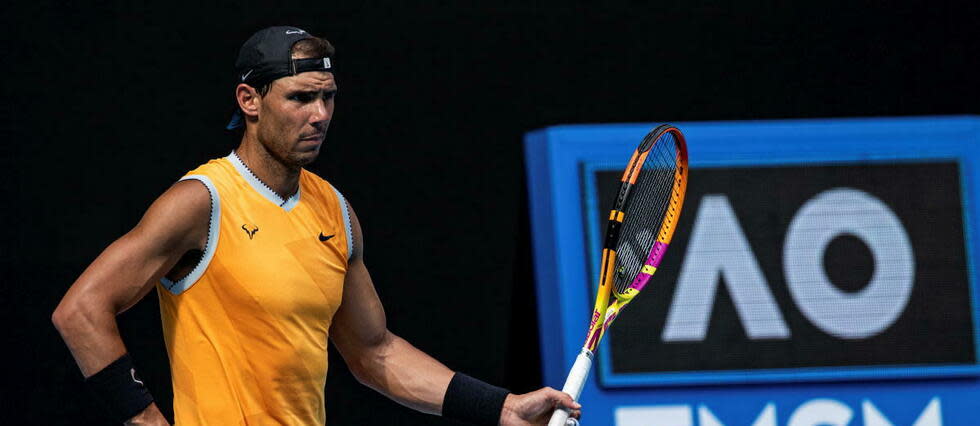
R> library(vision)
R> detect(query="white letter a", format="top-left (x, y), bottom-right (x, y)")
top-left (662, 195), bottom-right (790, 342)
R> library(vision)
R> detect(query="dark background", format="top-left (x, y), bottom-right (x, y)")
top-left (2, 1), bottom-right (978, 424)
top-left (598, 163), bottom-right (976, 373)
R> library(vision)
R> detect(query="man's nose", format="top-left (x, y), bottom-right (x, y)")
top-left (311, 99), bottom-right (332, 124)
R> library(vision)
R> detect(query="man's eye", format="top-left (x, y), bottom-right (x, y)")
top-left (289, 91), bottom-right (335, 103)
top-left (290, 93), bottom-right (314, 102)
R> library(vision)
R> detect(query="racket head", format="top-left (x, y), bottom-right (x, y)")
top-left (611, 125), bottom-right (688, 301)
top-left (583, 124), bottom-right (688, 352)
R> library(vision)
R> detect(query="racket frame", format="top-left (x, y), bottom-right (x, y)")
top-left (549, 124), bottom-right (688, 426)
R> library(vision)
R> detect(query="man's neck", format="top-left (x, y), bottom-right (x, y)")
top-left (235, 137), bottom-right (300, 200)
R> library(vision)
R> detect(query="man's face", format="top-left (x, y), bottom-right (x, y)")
top-left (254, 71), bottom-right (337, 168)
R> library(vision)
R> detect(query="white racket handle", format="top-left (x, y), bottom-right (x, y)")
top-left (548, 348), bottom-right (593, 426)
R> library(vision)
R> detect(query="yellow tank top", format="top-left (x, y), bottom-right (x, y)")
top-left (156, 152), bottom-right (352, 425)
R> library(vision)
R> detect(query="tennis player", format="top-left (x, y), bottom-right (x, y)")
top-left (52, 26), bottom-right (581, 426)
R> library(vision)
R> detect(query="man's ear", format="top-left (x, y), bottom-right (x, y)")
top-left (235, 84), bottom-right (261, 120)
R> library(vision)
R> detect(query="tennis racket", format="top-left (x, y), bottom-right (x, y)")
top-left (548, 124), bottom-right (688, 426)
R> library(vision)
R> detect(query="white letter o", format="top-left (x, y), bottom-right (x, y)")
top-left (783, 188), bottom-right (914, 339)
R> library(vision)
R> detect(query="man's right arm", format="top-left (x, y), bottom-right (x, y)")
top-left (52, 179), bottom-right (211, 425)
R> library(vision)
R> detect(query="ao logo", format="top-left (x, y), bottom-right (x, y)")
top-left (662, 188), bottom-right (915, 341)
top-left (614, 397), bottom-right (942, 426)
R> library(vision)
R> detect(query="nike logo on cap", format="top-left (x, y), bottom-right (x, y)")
top-left (286, 30), bottom-right (306, 34)
top-left (241, 69), bottom-right (254, 81)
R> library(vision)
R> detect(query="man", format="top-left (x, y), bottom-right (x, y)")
top-left (52, 26), bottom-right (581, 425)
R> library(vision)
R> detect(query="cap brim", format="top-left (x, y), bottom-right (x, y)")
top-left (226, 110), bottom-right (244, 130)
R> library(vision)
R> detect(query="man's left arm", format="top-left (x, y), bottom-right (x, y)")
top-left (328, 203), bottom-right (580, 425)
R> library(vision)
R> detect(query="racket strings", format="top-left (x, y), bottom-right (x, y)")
top-left (612, 132), bottom-right (680, 294)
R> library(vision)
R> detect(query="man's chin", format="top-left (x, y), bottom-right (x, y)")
top-left (290, 149), bottom-right (320, 167)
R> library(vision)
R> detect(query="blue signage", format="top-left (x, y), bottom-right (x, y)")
top-left (525, 116), bottom-right (980, 425)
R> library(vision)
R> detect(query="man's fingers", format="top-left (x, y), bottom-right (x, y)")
top-left (562, 394), bottom-right (581, 410)
top-left (548, 389), bottom-right (581, 410)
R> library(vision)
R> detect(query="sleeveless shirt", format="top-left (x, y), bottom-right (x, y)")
top-left (156, 152), bottom-right (352, 425)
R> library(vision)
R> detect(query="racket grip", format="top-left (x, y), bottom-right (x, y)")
top-left (547, 348), bottom-right (594, 426)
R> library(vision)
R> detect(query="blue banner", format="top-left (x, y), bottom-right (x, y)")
top-left (525, 116), bottom-right (980, 425)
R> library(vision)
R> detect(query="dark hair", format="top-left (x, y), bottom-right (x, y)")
top-left (257, 37), bottom-right (335, 96)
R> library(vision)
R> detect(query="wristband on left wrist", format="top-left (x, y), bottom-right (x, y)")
top-left (442, 372), bottom-right (510, 426)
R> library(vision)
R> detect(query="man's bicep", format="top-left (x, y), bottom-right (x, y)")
top-left (331, 203), bottom-right (389, 353)
top-left (333, 259), bottom-right (388, 341)
top-left (61, 180), bottom-right (211, 314)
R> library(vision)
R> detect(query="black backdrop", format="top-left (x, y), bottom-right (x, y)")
top-left (3, 1), bottom-right (978, 424)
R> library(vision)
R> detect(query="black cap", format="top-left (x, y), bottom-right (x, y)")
top-left (227, 26), bottom-right (335, 129)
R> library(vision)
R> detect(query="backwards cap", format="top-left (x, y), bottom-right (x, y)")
top-left (226, 26), bottom-right (335, 129)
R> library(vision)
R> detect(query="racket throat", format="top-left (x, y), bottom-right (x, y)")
top-left (585, 303), bottom-right (622, 351)
top-left (584, 326), bottom-right (603, 352)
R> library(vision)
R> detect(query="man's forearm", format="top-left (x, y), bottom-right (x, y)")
top-left (53, 304), bottom-right (170, 425)
top-left (346, 331), bottom-right (455, 415)
top-left (52, 301), bottom-right (129, 377)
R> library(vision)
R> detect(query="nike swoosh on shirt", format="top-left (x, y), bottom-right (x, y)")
top-left (319, 233), bottom-right (334, 242)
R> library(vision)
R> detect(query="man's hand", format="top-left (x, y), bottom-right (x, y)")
top-left (124, 403), bottom-right (170, 426)
top-left (499, 388), bottom-right (581, 425)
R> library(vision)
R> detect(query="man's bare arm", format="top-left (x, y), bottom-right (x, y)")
top-left (52, 179), bottom-right (211, 424)
top-left (328, 204), bottom-right (455, 414)
top-left (329, 204), bottom-right (580, 424)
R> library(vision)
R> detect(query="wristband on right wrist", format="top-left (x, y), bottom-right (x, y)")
top-left (85, 353), bottom-right (154, 424)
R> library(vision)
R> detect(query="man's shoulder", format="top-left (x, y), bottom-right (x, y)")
top-left (166, 179), bottom-right (213, 211)
top-left (154, 155), bottom-right (232, 226)
top-left (133, 177), bottom-right (212, 249)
